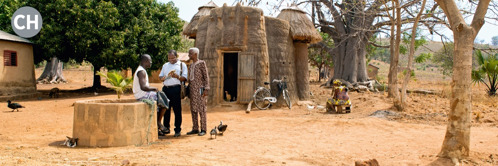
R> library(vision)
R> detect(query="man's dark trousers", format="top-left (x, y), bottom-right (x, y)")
top-left (162, 85), bottom-right (182, 133)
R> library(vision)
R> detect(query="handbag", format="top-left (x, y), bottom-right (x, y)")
top-left (180, 62), bottom-right (189, 99)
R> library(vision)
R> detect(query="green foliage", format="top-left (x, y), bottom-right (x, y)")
top-left (471, 50), bottom-right (498, 96)
top-left (97, 71), bottom-right (133, 99)
top-left (309, 31), bottom-right (334, 77)
top-left (3, 0), bottom-right (184, 88)
top-left (432, 43), bottom-right (454, 76)
top-left (415, 53), bottom-right (432, 63)
top-left (178, 38), bottom-right (195, 53)
top-left (0, 0), bottom-right (24, 33)
top-left (399, 69), bottom-right (416, 81)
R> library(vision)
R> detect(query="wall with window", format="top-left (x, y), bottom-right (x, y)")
top-left (0, 40), bottom-right (36, 96)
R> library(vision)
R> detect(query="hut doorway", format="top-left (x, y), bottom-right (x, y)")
top-left (223, 53), bottom-right (238, 102)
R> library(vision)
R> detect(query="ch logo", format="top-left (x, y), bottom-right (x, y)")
top-left (11, 6), bottom-right (42, 38)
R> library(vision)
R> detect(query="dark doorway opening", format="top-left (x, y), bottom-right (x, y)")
top-left (223, 53), bottom-right (238, 102)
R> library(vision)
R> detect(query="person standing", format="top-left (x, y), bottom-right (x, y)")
top-left (186, 48), bottom-right (210, 136)
top-left (133, 54), bottom-right (167, 137)
top-left (159, 50), bottom-right (187, 137)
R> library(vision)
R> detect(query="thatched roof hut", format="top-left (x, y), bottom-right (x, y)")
top-left (276, 5), bottom-right (321, 100)
top-left (277, 5), bottom-right (321, 44)
top-left (183, 3), bottom-right (321, 106)
top-left (182, 1), bottom-right (218, 38)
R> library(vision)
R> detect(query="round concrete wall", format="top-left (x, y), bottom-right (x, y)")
top-left (73, 99), bottom-right (157, 147)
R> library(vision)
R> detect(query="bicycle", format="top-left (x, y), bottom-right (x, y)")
top-left (253, 77), bottom-right (291, 110)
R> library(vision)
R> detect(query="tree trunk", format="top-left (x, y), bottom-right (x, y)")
top-left (36, 57), bottom-right (67, 84)
top-left (401, 0), bottom-right (427, 109)
top-left (439, 26), bottom-right (474, 161)
top-left (93, 65), bottom-right (102, 89)
top-left (388, 0), bottom-right (400, 103)
top-left (332, 36), bottom-right (369, 84)
top-left (435, 0), bottom-right (490, 162)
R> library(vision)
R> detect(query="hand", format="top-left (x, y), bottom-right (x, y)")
top-left (203, 89), bottom-right (208, 97)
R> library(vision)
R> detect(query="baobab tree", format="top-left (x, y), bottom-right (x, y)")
top-left (238, 0), bottom-right (439, 85)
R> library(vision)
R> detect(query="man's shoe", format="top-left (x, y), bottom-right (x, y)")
top-left (158, 124), bottom-right (170, 134)
top-left (162, 128), bottom-right (170, 134)
top-left (186, 130), bottom-right (199, 135)
top-left (174, 132), bottom-right (181, 137)
top-left (198, 130), bottom-right (206, 136)
top-left (158, 129), bottom-right (165, 136)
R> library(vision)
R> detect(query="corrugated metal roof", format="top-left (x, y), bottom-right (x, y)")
top-left (0, 30), bottom-right (32, 44)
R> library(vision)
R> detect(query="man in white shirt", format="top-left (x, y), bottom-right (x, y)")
top-left (159, 50), bottom-right (188, 137)
top-left (133, 54), bottom-right (168, 137)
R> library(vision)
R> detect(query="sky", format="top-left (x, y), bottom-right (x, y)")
top-left (159, 0), bottom-right (498, 44)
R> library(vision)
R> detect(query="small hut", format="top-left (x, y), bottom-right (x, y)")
top-left (277, 5), bottom-right (322, 100)
top-left (0, 30), bottom-right (36, 99)
top-left (183, 2), bottom-right (321, 105)
top-left (182, 1), bottom-right (218, 39)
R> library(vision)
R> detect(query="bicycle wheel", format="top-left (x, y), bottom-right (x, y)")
top-left (283, 89), bottom-right (291, 109)
top-left (253, 88), bottom-right (271, 110)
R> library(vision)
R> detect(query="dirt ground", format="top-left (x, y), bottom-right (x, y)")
top-left (0, 66), bottom-right (497, 165)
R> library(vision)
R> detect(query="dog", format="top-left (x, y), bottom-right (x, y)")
top-left (49, 88), bottom-right (60, 98)
top-left (61, 136), bottom-right (78, 148)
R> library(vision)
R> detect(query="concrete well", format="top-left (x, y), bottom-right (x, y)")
top-left (73, 99), bottom-right (157, 147)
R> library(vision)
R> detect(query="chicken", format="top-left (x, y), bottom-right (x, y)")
top-left (306, 104), bottom-right (315, 115)
top-left (224, 91), bottom-right (231, 102)
top-left (49, 87), bottom-right (60, 98)
top-left (7, 100), bottom-right (24, 112)
top-left (210, 126), bottom-right (218, 139)
top-left (217, 121), bottom-right (228, 135)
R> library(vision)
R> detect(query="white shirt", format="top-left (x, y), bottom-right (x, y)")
top-left (159, 61), bottom-right (188, 86)
top-left (133, 65), bottom-right (149, 99)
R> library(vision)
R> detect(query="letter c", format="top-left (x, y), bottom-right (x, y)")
top-left (14, 15), bottom-right (25, 30)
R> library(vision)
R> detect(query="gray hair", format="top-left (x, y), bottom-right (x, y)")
top-left (189, 47), bottom-right (199, 55)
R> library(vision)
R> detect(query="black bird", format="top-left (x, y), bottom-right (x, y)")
top-left (210, 126), bottom-right (218, 139)
top-left (7, 100), bottom-right (24, 112)
top-left (217, 121), bottom-right (228, 135)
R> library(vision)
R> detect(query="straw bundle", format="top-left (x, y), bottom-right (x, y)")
top-left (277, 6), bottom-right (322, 44)
top-left (182, 1), bottom-right (218, 38)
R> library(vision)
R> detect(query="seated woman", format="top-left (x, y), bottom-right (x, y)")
top-left (326, 79), bottom-right (351, 113)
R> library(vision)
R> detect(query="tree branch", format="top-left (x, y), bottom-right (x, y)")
top-left (470, 0), bottom-right (491, 33)
top-left (369, 41), bottom-right (390, 48)
top-left (319, 0), bottom-right (346, 34)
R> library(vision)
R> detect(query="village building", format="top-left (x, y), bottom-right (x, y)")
top-left (0, 30), bottom-right (37, 100)
top-left (183, 2), bottom-right (321, 105)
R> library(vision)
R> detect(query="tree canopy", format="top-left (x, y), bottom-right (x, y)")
top-left (0, 0), bottom-right (185, 87)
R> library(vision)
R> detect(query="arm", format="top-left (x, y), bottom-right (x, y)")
top-left (200, 61), bottom-right (210, 96)
top-left (179, 62), bottom-right (188, 82)
top-left (138, 70), bottom-right (157, 92)
top-left (159, 64), bottom-right (166, 81)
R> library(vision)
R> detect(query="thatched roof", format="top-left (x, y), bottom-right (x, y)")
top-left (0, 30), bottom-right (32, 44)
top-left (276, 5), bottom-right (321, 44)
top-left (182, 1), bottom-right (218, 38)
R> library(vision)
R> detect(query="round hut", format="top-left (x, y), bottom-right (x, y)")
top-left (277, 5), bottom-right (322, 100)
top-left (182, 1), bottom-right (218, 39)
